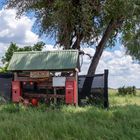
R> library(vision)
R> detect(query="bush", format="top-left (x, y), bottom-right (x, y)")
top-left (0, 65), bottom-right (8, 73)
top-left (0, 103), bottom-right (27, 113)
top-left (118, 86), bottom-right (136, 96)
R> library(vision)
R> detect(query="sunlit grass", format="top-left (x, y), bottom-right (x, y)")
top-left (109, 89), bottom-right (140, 106)
top-left (0, 89), bottom-right (140, 140)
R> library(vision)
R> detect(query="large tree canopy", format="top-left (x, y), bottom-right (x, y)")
top-left (5, 0), bottom-right (140, 75)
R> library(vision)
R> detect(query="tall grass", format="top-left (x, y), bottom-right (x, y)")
top-left (0, 90), bottom-right (140, 140)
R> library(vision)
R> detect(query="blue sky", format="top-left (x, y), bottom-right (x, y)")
top-left (0, 1), bottom-right (140, 88)
top-left (0, 0), bottom-right (3, 9)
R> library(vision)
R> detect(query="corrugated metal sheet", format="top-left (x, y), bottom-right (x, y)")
top-left (78, 75), bottom-right (104, 89)
top-left (8, 50), bottom-right (79, 71)
top-left (0, 73), bottom-right (13, 101)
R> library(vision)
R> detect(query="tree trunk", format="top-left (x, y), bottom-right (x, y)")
top-left (72, 33), bottom-right (83, 50)
top-left (87, 19), bottom-right (117, 76)
top-left (80, 19), bottom-right (118, 100)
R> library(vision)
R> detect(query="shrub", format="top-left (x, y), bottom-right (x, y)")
top-left (0, 103), bottom-right (27, 113)
top-left (118, 86), bottom-right (136, 96)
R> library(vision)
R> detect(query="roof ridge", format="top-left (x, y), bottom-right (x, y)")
top-left (14, 50), bottom-right (78, 54)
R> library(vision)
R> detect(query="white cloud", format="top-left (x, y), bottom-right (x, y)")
top-left (0, 8), bottom-right (39, 46)
top-left (80, 47), bottom-right (140, 88)
top-left (43, 44), bottom-right (63, 51)
top-left (0, 8), bottom-right (39, 66)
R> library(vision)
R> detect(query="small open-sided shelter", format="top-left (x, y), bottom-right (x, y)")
top-left (8, 50), bottom-right (80, 105)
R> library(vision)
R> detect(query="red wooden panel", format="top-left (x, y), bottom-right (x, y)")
top-left (12, 81), bottom-right (21, 102)
top-left (65, 80), bottom-right (78, 105)
top-left (66, 81), bottom-right (74, 104)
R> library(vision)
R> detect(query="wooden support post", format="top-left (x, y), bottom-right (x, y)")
top-left (75, 71), bottom-right (78, 107)
top-left (74, 70), bottom-right (78, 107)
top-left (14, 72), bottom-right (18, 81)
top-left (54, 88), bottom-right (57, 104)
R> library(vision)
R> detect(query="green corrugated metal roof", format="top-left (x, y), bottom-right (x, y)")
top-left (8, 50), bottom-right (79, 71)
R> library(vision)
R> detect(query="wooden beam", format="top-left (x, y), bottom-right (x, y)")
top-left (23, 93), bottom-right (65, 99)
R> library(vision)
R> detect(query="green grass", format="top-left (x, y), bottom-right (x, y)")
top-left (109, 89), bottom-right (140, 106)
top-left (0, 90), bottom-right (140, 140)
